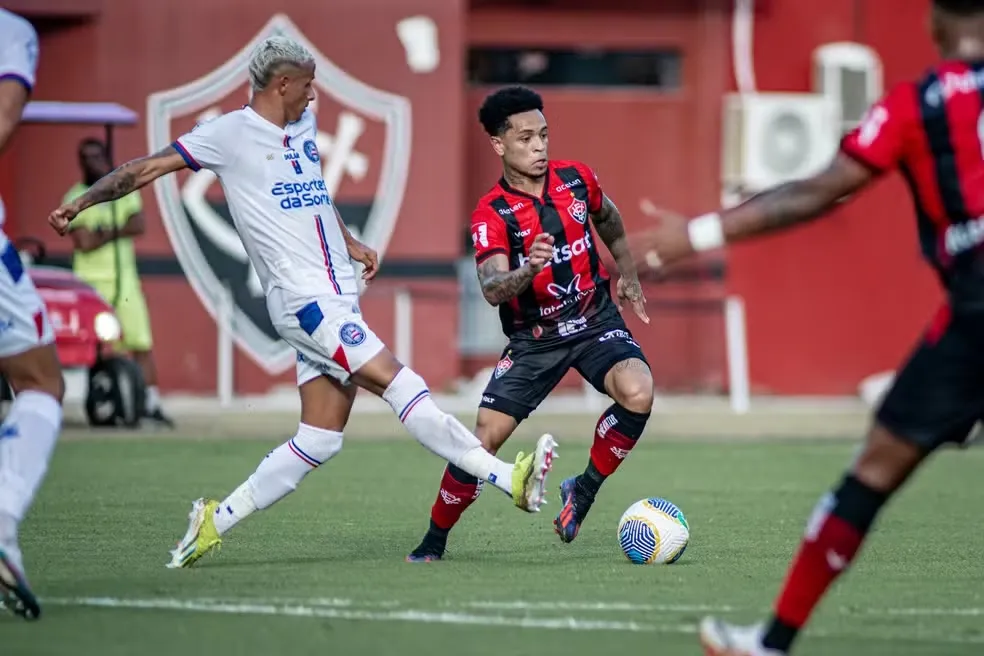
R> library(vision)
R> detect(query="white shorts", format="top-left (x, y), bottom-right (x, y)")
top-left (0, 233), bottom-right (54, 358)
top-left (267, 288), bottom-right (385, 386)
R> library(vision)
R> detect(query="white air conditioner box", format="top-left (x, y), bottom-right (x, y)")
top-left (722, 92), bottom-right (841, 193)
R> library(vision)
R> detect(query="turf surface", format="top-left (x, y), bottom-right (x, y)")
top-left (5, 435), bottom-right (984, 655)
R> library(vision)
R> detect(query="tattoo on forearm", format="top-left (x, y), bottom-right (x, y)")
top-left (592, 196), bottom-right (636, 278)
top-left (79, 165), bottom-right (138, 208)
top-left (477, 259), bottom-right (535, 305)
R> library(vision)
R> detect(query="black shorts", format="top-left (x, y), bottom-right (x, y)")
top-left (876, 306), bottom-right (984, 451)
top-left (479, 318), bottom-right (649, 422)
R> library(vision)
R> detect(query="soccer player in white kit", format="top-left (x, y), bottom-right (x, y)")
top-left (0, 9), bottom-right (63, 621)
top-left (49, 37), bottom-right (558, 567)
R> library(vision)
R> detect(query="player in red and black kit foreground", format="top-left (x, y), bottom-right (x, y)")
top-left (634, 1), bottom-right (984, 653)
top-left (407, 86), bottom-right (654, 561)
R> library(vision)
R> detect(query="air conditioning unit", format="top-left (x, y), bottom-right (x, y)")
top-left (722, 92), bottom-right (841, 193)
top-left (813, 42), bottom-right (883, 133)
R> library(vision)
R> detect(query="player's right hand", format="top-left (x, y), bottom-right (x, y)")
top-left (526, 232), bottom-right (555, 273)
top-left (48, 202), bottom-right (80, 236)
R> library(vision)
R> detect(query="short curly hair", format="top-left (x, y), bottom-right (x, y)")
top-left (935, 0), bottom-right (984, 15)
top-left (478, 86), bottom-right (544, 137)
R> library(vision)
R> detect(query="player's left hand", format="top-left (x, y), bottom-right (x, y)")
top-left (632, 201), bottom-right (695, 271)
top-left (616, 277), bottom-right (649, 324)
top-left (48, 201), bottom-right (81, 236)
top-left (347, 240), bottom-right (379, 283)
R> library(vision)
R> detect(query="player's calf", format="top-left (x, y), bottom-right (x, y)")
top-left (166, 423), bottom-right (344, 569)
top-left (359, 353), bottom-right (554, 508)
top-left (555, 359), bottom-right (653, 542)
top-left (0, 343), bottom-right (63, 537)
top-left (757, 423), bottom-right (924, 653)
top-left (408, 409), bottom-right (516, 562)
top-left (0, 343), bottom-right (63, 619)
top-left (407, 464), bottom-right (483, 562)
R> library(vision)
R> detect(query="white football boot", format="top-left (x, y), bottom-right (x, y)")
top-left (700, 618), bottom-right (787, 656)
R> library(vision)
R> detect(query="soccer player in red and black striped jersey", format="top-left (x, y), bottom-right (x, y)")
top-left (407, 86), bottom-right (655, 562)
top-left (635, 1), bottom-right (984, 654)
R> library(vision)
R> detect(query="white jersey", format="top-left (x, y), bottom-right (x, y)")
top-left (0, 9), bottom-right (39, 228)
top-left (173, 107), bottom-right (357, 298)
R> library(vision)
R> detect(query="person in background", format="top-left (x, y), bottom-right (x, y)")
top-left (63, 138), bottom-right (173, 428)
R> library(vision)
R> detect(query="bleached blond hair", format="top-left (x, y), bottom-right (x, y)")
top-left (248, 36), bottom-right (313, 91)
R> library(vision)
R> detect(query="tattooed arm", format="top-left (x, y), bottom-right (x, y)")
top-left (634, 154), bottom-right (878, 271)
top-left (591, 194), bottom-right (650, 322)
top-left (720, 153), bottom-right (874, 242)
top-left (476, 254), bottom-right (536, 306)
top-left (49, 147), bottom-right (187, 234)
top-left (74, 148), bottom-right (187, 213)
top-left (591, 194), bottom-right (636, 278)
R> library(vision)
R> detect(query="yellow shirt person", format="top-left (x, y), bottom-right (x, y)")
top-left (64, 138), bottom-right (173, 426)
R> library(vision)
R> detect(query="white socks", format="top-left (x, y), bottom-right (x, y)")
top-left (0, 391), bottom-right (62, 537)
top-left (382, 367), bottom-right (514, 495)
top-left (212, 366), bottom-right (521, 539)
top-left (213, 423), bottom-right (343, 535)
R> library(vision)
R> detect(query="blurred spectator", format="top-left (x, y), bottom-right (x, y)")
top-left (63, 138), bottom-right (174, 428)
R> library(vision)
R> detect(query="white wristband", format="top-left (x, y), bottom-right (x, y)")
top-left (687, 213), bottom-right (725, 252)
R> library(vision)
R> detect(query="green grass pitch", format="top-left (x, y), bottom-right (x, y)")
top-left (5, 433), bottom-right (984, 655)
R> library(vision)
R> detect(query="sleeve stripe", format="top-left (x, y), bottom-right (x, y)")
top-left (475, 247), bottom-right (507, 264)
top-left (172, 140), bottom-right (202, 171)
top-left (0, 73), bottom-right (32, 93)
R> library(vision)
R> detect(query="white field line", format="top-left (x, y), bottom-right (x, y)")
top-left (42, 597), bottom-right (695, 634)
top-left (46, 595), bottom-right (984, 619)
top-left (39, 595), bottom-right (984, 642)
top-left (463, 600), bottom-right (736, 613)
top-left (162, 596), bottom-right (984, 619)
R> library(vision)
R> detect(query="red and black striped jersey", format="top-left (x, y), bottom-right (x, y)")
top-left (841, 60), bottom-right (984, 309)
top-left (471, 160), bottom-right (614, 340)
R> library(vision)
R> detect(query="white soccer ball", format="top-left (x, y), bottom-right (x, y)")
top-left (617, 497), bottom-right (690, 564)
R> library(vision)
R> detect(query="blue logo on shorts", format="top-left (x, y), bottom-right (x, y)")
top-left (303, 139), bottom-right (320, 163)
top-left (339, 322), bottom-right (366, 347)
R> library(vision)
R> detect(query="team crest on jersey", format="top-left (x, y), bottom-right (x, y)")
top-left (568, 197), bottom-right (588, 224)
top-left (145, 13), bottom-right (411, 374)
top-left (494, 354), bottom-right (513, 379)
top-left (339, 321), bottom-right (367, 347)
top-left (303, 139), bottom-right (320, 164)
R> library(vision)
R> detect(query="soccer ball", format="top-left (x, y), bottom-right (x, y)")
top-left (617, 497), bottom-right (689, 564)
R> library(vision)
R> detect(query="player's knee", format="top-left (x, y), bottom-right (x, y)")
top-left (381, 366), bottom-right (430, 415)
top-left (850, 422), bottom-right (927, 494)
top-left (606, 359), bottom-right (654, 415)
top-left (614, 377), bottom-right (653, 415)
top-left (293, 423), bottom-right (344, 464)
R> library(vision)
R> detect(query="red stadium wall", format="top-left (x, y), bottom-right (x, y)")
top-left (0, 0), bottom-right (947, 396)
top-left (3, 0), bottom-right (468, 394)
top-left (726, 0), bottom-right (944, 394)
top-left (466, 2), bottom-right (734, 392)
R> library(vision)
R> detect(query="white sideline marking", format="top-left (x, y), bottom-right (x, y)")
top-left (39, 597), bottom-right (984, 644)
top-left (873, 607), bottom-right (984, 617)
top-left (43, 597), bottom-right (696, 634)
top-left (464, 600), bottom-right (736, 613)
top-left (49, 595), bottom-right (984, 619)
top-left (192, 597), bottom-right (736, 614)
